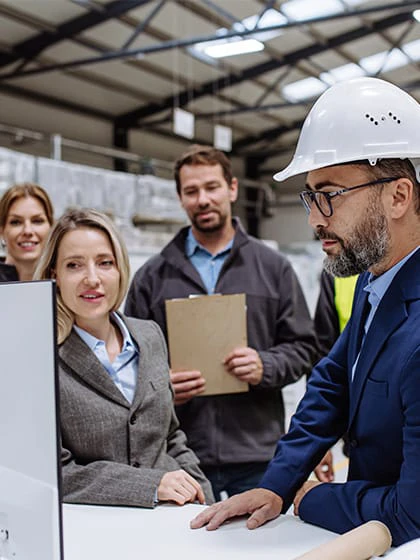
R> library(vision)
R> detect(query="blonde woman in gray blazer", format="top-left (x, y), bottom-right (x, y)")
top-left (35, 208), bottom-right (213, 508)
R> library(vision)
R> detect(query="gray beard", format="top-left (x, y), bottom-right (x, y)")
top-left (321, 207), bottom-right (390, 278)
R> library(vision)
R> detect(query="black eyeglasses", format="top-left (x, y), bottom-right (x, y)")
top-left (299, 177), bottom-right (400, 218)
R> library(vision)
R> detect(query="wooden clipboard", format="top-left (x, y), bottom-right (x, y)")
top-left (165, 293), bottom-right (248, 396)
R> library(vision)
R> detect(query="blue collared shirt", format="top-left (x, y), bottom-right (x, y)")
top-left (74, 312), bottom-right (139, 403)
top-left (363, 246), bottom-right (419, 333)
top-left (351, 246), bottom-right (419, 380)
top-left (185, 228), bottom-right (233, 294)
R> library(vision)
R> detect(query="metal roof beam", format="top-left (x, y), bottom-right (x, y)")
top-left (0, 83), bottom-right (112, 121)
top-left (121, 0), bottom-right (166, 50)
top-left (234, 119), bottom-right (304, 152)
top-left (0, 3), bottom-right (416, 81)
top-left (114, 7), bottom-right (417, 127)
top-left (0, 0), bottom-right (154, 69)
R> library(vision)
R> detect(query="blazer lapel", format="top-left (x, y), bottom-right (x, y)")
top-left (59, 330), bottom-right (130, 408)
top-left (126, 318), bottom-right (153, 411)
top-left (347, 288), bottom-right (369, 370)
top-left (123, 316), bottom-right (171, 412)
top-left (348, 262), bottom-right (414, 427)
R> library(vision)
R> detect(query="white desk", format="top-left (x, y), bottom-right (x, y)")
top-left (63, 503), bottom-right (341, 560)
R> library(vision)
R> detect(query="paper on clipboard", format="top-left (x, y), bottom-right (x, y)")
top-left (165, 293), bottom-right (248, 396)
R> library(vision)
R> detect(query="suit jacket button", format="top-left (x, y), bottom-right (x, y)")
top-left (130, 414), bottom-right (137, 425)
top-left (350, 439), bottom-right (358, 448)
top-left (132, 461), bottom-right (140, 468)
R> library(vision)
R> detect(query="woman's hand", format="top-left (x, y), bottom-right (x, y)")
top-left (158, 469), bottom-right (205, 505)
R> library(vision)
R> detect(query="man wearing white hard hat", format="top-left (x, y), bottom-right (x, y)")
top-left (191, 77), bottom-right (420, 547)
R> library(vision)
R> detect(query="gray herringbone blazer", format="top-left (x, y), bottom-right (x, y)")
top-left (59, 314), bottom-right (214, 507)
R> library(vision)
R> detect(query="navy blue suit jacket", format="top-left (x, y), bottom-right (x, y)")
top-left (259, 249), bottom-right (420, 546)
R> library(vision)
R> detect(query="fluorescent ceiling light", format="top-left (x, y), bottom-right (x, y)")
top-left (282, 77), bottom-right (327, 102)
top-left (280, 0), bottom-right (365, 22)
top-left (191, 8), bottom-right (285, 60)
top-left (281, 0), bottom-right (344, 21)
top-left (189, 0), bottom-right (368, 63)
top-left (204, 38), bottom-right (264, 59)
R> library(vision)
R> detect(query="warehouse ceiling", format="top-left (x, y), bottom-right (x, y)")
top-left (0, 0), bottom-right (420, 182)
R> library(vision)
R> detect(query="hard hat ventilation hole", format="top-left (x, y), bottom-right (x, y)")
top-left (365, 112), bottom-right (401, 126)
top-left (364, 113), bottom-right (379, 125)
top-left (388, 111), bottom-right (401, 124)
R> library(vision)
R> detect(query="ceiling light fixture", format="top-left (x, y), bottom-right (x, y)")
top-left (281, 0), bottom-right (344, 21)
top-left (204, 39), bottom-right (264, 59)
top-left (192, 8), bottom-right (283, 60)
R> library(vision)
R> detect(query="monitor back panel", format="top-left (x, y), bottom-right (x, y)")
top-left (0, 280), bottom-right (62, 560)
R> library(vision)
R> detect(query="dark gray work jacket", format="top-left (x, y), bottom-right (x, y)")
top-left (125, 219), bottom-right (317, 466)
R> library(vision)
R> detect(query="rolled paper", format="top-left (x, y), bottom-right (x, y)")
top-left (293, 520), bottom-right (392, 560)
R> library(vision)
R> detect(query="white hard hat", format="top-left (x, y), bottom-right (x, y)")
top-left (273, 77), bottom-right (420, 182)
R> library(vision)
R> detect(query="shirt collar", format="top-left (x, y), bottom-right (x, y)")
top-left (185, 227), bottom-right (234, 257)
top-left (74, 312), bottom-right (135, 353)
top-left (363, 246), bottom-right (420, 306)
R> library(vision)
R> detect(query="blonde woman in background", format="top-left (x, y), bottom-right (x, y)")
top-left (34, 208), bottom-right (213, 508)
top-left (0, 183), bottom-right (54, 282)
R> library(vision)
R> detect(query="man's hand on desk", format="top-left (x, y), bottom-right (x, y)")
top-left (158, 469), bottom-right (206, 505)
top-left (170, 369), bottom-right (206, 405)
top-left (293, 481), bottom-right (322, 516)
top-left (223, 347), bottom-right (263, 385)
top-left (190, 488), bottom-right (282, 531)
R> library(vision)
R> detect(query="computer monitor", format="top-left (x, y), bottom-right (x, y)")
top-left (0, 280), bottom-right (62, 560)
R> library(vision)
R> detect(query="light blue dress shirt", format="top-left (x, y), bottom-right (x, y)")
top-left (74, 312), bottom-right (139, 403)
top-left (351, 246), bottom-right (419, 380)
top-left (185, 228), bottom-right (233, 294)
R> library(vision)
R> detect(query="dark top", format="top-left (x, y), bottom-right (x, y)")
top-left (0, 258), bottom-right (19, 283)
top-left (260, 250), bottom-right (420, 546)
top-left (124, 218), bottom-right (317, 466)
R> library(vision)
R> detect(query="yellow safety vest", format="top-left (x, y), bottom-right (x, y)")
top-left (334, 275), bottom-right (359, 333)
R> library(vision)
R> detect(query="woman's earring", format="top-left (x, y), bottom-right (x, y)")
top-left (1, 239), bottom-right (6, 248)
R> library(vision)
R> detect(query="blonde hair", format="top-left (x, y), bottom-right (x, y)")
top-left (0, 183), bottom-right (54, 228)
top-left (34, 208), bottom-right (130, 344)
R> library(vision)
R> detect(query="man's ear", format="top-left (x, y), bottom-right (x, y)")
top-left (229, 177), bottom-right (239, 203)
top-left (390, 178), bottom-right (413, 219)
